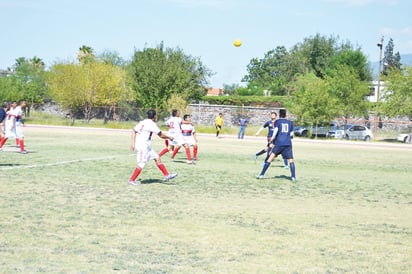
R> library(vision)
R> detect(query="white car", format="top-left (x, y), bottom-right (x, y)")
top-left (344, 125), bottom-right (373, 141)
top-left (397, 133), bottom-right (411, 143)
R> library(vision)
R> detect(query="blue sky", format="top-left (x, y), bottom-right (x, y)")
top-left (1, 0), bottom-right (411, 87)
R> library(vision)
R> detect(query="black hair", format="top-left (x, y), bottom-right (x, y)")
top-left (279, 109), bottom-right (286, 118)
top-left (172, 109), bottom-right (178, 117)
top-left (147, 109), bottom-right (156, 119)
top-left (183, 114), bottom-right (190, 120)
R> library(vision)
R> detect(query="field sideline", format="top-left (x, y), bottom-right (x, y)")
top-left (1, 125), bottom-right (411, 273)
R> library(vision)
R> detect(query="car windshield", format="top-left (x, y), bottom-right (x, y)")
top-left (338, 125), bottom-right (352, 130)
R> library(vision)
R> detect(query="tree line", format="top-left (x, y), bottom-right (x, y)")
top-left (0, 34), bottom-right (411, 125)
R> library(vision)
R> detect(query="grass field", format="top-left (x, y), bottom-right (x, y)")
top-left (1, 125), bottom-right (411, 273)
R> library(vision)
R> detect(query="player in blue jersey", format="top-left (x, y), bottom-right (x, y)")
top-left (256, 109), bottom-right (296, 182)
top-left (254, 111), bottom-right (288, 168)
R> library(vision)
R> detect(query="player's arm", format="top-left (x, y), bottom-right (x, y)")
top-left (270, 128), bottom-right (279, 143)
top-left (255, 126), bottom-right (264, 136)
top-left (158, 131), bottom-right (174, 141)
top-left (130, 129), bottom-right (137, 151)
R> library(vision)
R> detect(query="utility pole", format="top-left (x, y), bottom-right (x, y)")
top-left (374, 36), bottom-right (384, 141)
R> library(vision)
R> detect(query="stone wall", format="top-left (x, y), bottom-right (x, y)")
top-left (188, 104), bottom-right (283, 127)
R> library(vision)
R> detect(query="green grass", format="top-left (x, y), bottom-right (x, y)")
top-left (1, 126), bottom-right (411, 273)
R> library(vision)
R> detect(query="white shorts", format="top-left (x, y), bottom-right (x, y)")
top-left (169, 132), bottom-right (186, 146)
top-left (135, 145), bottom-right (158, 164)
top-left (4, 124), bottom-right (16, 138)
top-left (15, 124), bottom-right (24, 138)
top-left (183, 136), bottom-right (197, 146)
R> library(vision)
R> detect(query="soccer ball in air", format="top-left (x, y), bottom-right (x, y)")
top-left (233, 39), bottom-right (242, 47)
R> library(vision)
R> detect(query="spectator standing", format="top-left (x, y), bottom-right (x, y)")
top-left (237, 115), bottom-right (248, 139)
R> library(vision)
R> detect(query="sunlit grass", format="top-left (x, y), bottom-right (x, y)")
top-left (1, 125), bottom-right (411, 272)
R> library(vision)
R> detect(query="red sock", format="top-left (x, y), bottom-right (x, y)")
top-left (129, 167), bottom-right (142, 181)
top-left (193, 146), bottom-right (198, 158)
top-left (0, 137), bottom-right (7, 148)
top-left (19, 139), bottom-right (25, 151)
top-left (156, 162), bottom-right (168, 176)
top-left (159, 147), bottom-right (169, 157)
top-left (185, 147), bottom-right (192, 161)
top-left (171, 147), bottom-right (179, 159)
top-left (15, 138), bottom-right (20, 146)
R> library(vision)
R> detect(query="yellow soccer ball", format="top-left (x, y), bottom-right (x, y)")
top-left (233, 39), bottom-right (242, 47)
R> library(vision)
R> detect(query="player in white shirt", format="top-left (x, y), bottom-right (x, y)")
top-left (128, 109), bottom-right (177, 185)
top-left (14, 100), bottom-right (27, 153)
top-left (3, 101), bottom-right (17, 149)
top-left (163, 109), bottom-right (194, 164)
top-left (181, 114), bottom-right (198, 161)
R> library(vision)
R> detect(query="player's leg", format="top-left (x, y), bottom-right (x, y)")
top-left (193, 144), bottom-right (198, 160)
top-left (128, 149), bottom-right (146, 185)
top-left (154, 154), bottom-right (177, 181)
top-left (15, 125), bottom-right (26, 153)
top-left (283, 147), bottom-right (296, 182)
top-left (182, 144), bottom-right (193, 163)
top-left (257, 147), bottom-right (277, 178)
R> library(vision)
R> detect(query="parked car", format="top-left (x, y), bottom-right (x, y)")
top-left (328, 124), bottom-right (353, 139)
top-left (344, 125), bottom-right (373, 141)
top-left (294, 122), bottom-right (338, 138)
top-left (293, 126), bottom-right (309, 137)
top-left (397, 133), bottom-right (411, 143)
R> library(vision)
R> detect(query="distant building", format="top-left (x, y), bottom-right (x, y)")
top-left (0, 69), bottom-right (13, 77)
top-left (205, 87), bottom-right (223, 96)
top-left (365, 81), bottom-right (386, 102)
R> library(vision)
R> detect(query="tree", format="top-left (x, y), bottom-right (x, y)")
top-left (47, 61), bottom-right (131, 124)
top-left (383, 38), bottom-right (402, 76)
top-left (325, 64), bottom-right (370, 121)
top-left (291, 73), bottom-right (339, 130)
top-left (381, 65), bottom-right (412, 120)
top-left (242, 46), bottom-right (291, 95)
top-left (77, 45), bottom-right (95, 64)
top-left (128, 42), bottom-right (211, 110)
top-left (293, 33), bottom-right (338, 79)
top-left (7, 56), bottom-right (48, 115)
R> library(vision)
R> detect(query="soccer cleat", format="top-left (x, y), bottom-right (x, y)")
top-left (20, 150), bottom-right (28, 154)
top-left (187, 160), bottom-right (196, 165)
top-left (254, 155), bottom-right (258, 162)
top-left (165, 173), bottom-right (177, 181)
top-left (256, 175), bottom-right (264, 179)
top-left (128, 180), bottom-right (140, 186)
top-left (291, 177), bottom-right (297, 183)
top-left (193, 157), bottom-right (198, 161)
top-left (283, 165), bottom-right (289, 169)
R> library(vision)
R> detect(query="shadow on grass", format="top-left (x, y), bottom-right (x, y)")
top-left (0, 163), bottom-right (25, 167)
top-left (140, 178), bottom-right (176, 185)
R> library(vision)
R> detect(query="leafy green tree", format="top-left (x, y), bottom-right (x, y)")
top-left (77, 45), bottom-right (95, 64)
top-left (325, 64), bottom-right (370, 120)
top-left (291, 73), bottom-right (339, 129)
top-left (328, 49), bottom-right (372, 81)
top-left (293, 33), bottom-right (338, 79)
top-left (6, 56), bottom-right (49, 115)
top-left (243, 46), bottom-right (291, 95)
top-left (383, 38), bottom-right (402, 75)
top-left (47, 61), bottom-right (131, 124)
top-left (97, 50), bottom-right (128, 67)
top-left (128, 42), bottom-right (211, 110)
top-left (222, 83), bottom-right (240, 96)
top-left (381, 65), bottom-right (412, 120)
